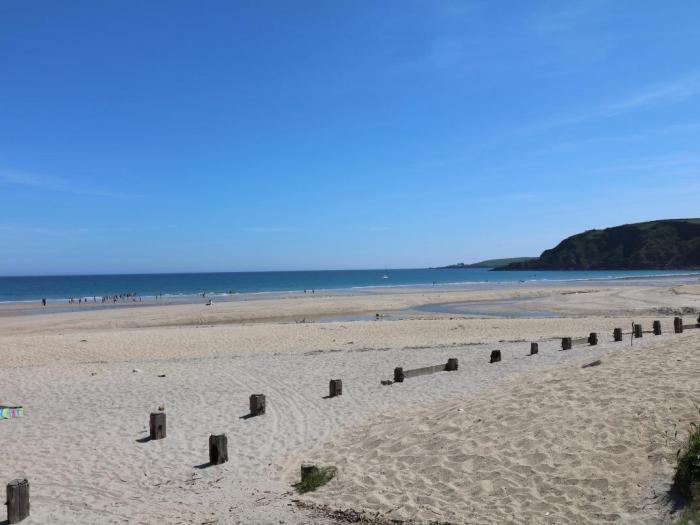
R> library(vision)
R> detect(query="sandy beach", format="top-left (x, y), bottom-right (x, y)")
top-left (2, 278), bottom-right (700, 524)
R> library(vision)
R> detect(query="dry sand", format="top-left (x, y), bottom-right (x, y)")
top-left (1, 280), bottom-right (699, 524)
top-left (289, 332), bottom-right (700, 524)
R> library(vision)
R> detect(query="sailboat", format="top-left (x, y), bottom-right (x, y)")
top-left (381, 267), bottom-right (389, 279)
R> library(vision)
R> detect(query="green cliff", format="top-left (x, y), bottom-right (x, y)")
top-left (499, 219), bottom-right (700, 270)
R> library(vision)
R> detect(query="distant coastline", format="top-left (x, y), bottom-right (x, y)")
top-left (438, 257), bottom-right (536, 269)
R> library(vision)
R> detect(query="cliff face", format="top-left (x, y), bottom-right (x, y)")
top-left (500, 219), bottom-right (700, 270)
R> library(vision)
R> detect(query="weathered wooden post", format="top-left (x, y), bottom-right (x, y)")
top-left (249, 394), bottom-right (266, 416)
top-left (588, 332), bottom-right (598, 346)
top-left (209, 434), bottom-right (228, 465)
top-left (6, 478), bottom-right (29, 524)
top-left (393, 367), bottom-right (404, 383)
top-left (561, 337), bottom-right (572, 351)
top-left (445, 358), bottom-right (458, 371)
top-left (149, 412), bottom-right (166, 440)
top-left (633, 324), bottom-right (643, 338)
top-left (530, 342), bottom-right (538, 355)
top-left (613, 328), bottom-right (623, 342)
top-left (653, 320), bottom-right (662, 335)
top-left (674, 316), bottom-right (684, 333)
top-left (301, 463), bottom-right (319, 483)
top-left (489, 350), bottom-right (501, 363)
top-left (329, 379), bottom-right (343, 397)
top-left (697, 315), bottom-right (700, 328)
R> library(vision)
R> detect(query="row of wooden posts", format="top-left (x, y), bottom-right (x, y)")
top-left (393, 316), bottom-right (700, 384)
top-left (560, 316), bottom-right (698, 351)
top-left (5, 315), bottom-right (699, 523)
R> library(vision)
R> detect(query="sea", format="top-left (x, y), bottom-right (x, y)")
top-left (0, 268), bottom-right (699, 304)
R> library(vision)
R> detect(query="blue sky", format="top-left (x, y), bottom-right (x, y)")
top-left (1, 1), bottom-right (700, 275)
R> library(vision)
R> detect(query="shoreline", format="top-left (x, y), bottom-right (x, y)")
top-left (1, 269), bottom-right (699, 308)
top-left (1, 273), bottom-right (699, 321)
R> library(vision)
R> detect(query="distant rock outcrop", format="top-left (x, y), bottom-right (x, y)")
top-left (439, 257), bottom-right (536, 269)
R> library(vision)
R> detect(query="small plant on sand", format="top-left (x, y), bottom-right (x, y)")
top-left (674, 415), bottom-right (700, 523)
top-left (293, 465), bottom-right (337, 494)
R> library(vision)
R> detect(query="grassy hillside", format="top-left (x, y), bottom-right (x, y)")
top-left (500, 219), bottom-right (700, 270)
top-left (441, 257), bottom-right (536, 269)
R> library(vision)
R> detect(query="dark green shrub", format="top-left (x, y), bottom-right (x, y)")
top-left (674, 422), bottom-right (700, 501)
top-left (293, 465), bottom-right (337, 494)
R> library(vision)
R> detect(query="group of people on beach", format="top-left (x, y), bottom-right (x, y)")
top-left (41, 292), bottom-right (146, 308)
top-left (67, 296), bottom-right (97, 304)
top-left (101, 292), bottom-right (142, 304)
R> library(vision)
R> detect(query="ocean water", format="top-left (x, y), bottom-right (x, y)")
top-left (0, 268), bottom-right (699, 303)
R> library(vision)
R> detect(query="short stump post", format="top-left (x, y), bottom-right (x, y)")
top-left (674, 316), bottom-right (684, 333)
top-left (6, 478), bottom-right (29, 524)
top-left (613, 328), bottom-right (623, 342)
top-left (489, 350), bottom-right (501, 363)
top-left (393, 367), bottom-right (405, 383)
top-left (149, 412), bottom-right (166, 440)
top-left (209, 434), bottom-right (228, 465)
top-left (653, 320), bottom-right (662, 336)
top-left (530, 342), bottom-right (538, 355)
top-left (249, 394), bottom-right (266, 416)
top-left (561, 337), bottom-right (572, 351)
top-left (329, 379), bottom-right (342, 397)
top-left (633, 324), bottom-right (643, 338)
top-left (301, 463), bottom-right (319, 483)
top-left (588, 332), bottom-right (598, 346)
top-left (445, 358), bottom-right (458, 371)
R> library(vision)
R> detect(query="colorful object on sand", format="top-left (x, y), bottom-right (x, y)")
top-left (0, 406), bottom-right (24, 419)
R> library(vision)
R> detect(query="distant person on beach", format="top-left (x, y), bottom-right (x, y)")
top-left (42, 298), bottom-right (46, 307)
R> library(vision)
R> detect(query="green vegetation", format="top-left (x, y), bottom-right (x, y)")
top-left (498, 219), bottom-right (700, 270)
top-left (674, 421), bottom-right (700, 522)
top-left (440, 257), bottom-right (536, 269)
top-left (293, 466), bottom-right (337, 493)
top-left (676, 508), bottom-right (700, 525)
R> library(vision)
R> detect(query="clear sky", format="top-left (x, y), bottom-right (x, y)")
top-left (1, 1), bottom-right (700, 275)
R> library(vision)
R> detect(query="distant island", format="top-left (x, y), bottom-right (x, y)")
top-left (439, 257), bottom-right (536, 269)
top-left (497, 219), bottom-right (700, 271)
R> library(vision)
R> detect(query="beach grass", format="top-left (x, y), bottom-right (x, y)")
top-left (676, 508), bottom-right (700, 525)
top-left (293, 466), bottom-right (337, 494)
top-left (674, 416), bottom-right (700, 522)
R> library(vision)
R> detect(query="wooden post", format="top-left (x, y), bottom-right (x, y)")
top-left (561, 337), bottom-right (572, 351)
top-left (588, 332), bottom-right (598, 346)
top-left (393, 367), bottom-right (404, 383)
top-left (149, 412), bottom-right (166, 440)
top-left (697, 315), bottom-right (700, 328)
top-left (633, 324), bottom-right (643, 338)
top-left (530, 342), bottom-right (538, 355)
top-left (6, 478), bottom-right (29, 524)
top-left (613, 328), bottom-right (623, 342)
top-left (329, 379), bottom-right (342, 397)
top-left (249, 394), bottom-right (266, 416)
top-left (301, 463), bottom-right (319, 483)
top-left (653, 320), bottom-right (662, 335)
top-left (489, 350), bottom-right (501, 363)
top-left (209, 434), bottom-right (228, 465)
top-left (674, 316), bottom-right (684, 333)
top-left (445, 358), bottom-right (458, 371)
